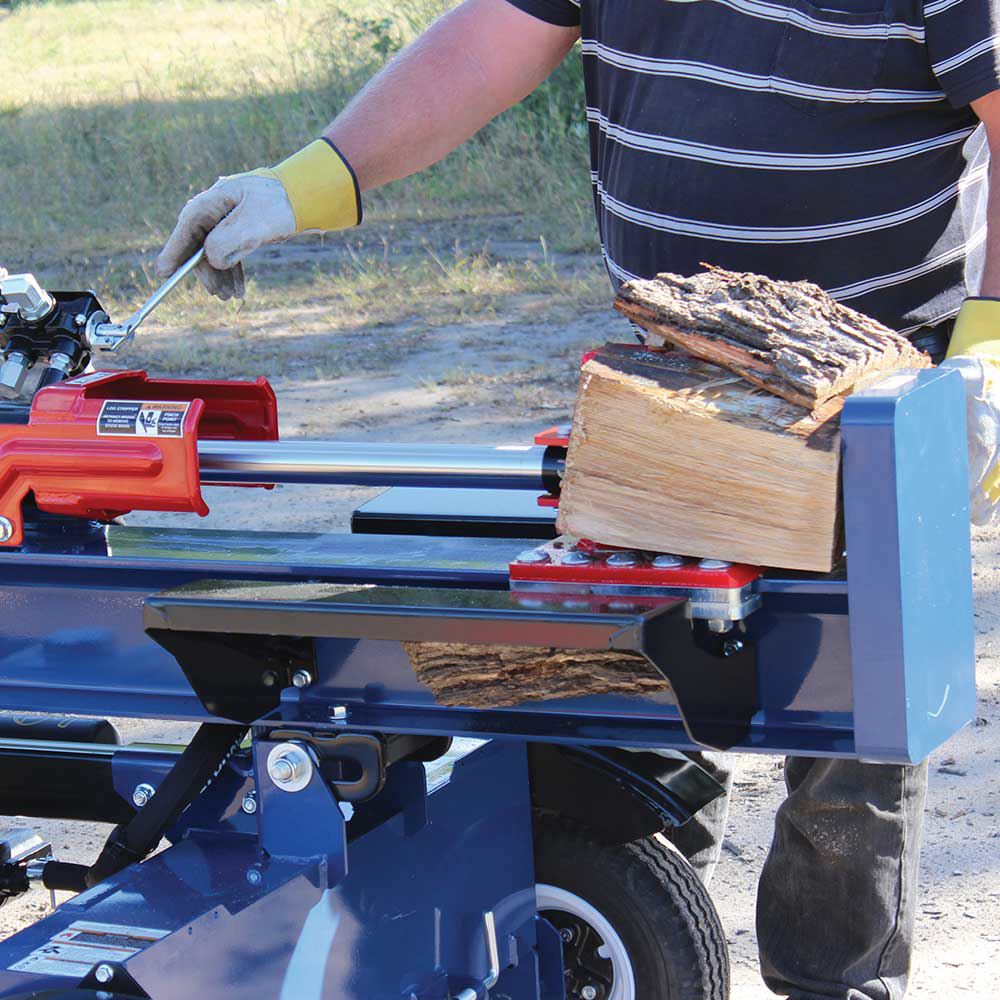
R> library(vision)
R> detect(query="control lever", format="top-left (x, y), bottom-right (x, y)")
top-left (85, 247), bottom-right (205, 353)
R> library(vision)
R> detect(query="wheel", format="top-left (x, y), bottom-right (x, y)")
top-left (534, 817), bottom-right (730, 1000)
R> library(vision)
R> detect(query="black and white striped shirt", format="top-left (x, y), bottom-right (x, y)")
top-left (506, 0), bottom-right (1000, 333)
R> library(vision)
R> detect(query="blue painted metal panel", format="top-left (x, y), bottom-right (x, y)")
top-left (842, 368), bottom-right (976, 763)
top-left (0, 742), bottom-right (539, 1000)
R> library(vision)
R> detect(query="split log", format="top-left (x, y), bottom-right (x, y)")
top-left (405, 641), bottom-right (669, 708)
top-left (556, 345), bottom-right (843, 572)
top-left (615, 266), bottom-right (929, 410)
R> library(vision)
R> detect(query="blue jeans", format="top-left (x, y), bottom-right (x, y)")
top-left (663, 755), bottom-right (929, 1000)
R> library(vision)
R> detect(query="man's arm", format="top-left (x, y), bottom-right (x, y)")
top-left (328, 0), bottom-right (580, 192)
top-left (156, 0), bottom-right (579, 297)
top-left (971, 90), bottom-right (1000, 297)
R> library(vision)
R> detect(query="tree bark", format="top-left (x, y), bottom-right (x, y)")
top-left (615, 266), bottom-right (929, 410)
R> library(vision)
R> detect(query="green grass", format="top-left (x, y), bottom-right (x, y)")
top-left (1, 0), bottom-right (596, 293)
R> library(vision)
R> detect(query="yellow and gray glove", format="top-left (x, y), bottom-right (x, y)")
top-left (941, 298), bottom-right (1000, 525)
top-left (156, 139), bottom-right (361, 300)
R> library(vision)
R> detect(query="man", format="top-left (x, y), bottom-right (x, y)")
top-left (157, 2), bottom-right (1000, 997)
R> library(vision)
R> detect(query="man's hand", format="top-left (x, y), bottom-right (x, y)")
top-left (941, 299), bottom-right (1000, 524)
top-left (156, 139), bottom-right (360, 299)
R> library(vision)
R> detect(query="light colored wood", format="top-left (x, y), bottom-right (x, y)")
top-left (556, 348), bottom-right (842, 572)
top-left (404, 641), bottom-right (669, 708)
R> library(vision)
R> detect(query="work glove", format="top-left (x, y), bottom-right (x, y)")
top-left (156, 139), bottom-right (361, 300)
top-left (940, 298), bottom-right (1000, 525)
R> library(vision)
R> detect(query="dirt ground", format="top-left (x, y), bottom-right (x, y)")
top-left (0, 246), bottom-right (997, 997)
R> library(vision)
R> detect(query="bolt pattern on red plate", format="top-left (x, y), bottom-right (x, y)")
top-left (509, 537), bottom-right (761, 589)
top-left (0, 370), bottom-right (278, 547)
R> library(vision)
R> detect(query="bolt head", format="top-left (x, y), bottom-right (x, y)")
top-left (652, 553), bottom-right (684, 569)
top-left (516, 548), bottom-right (550, 564)
top-left (559, 927), bottom-right (573, 943)
top-left (246, 868), bottom-right (262, 887)
top-left (266, 742), bottom-right (313, 792)
top-left (723, 639), bottom-right (745, 657)
top-left (291, 668), bottom-right (313, 689)
top-left (241, 792), bottom-right (257, 814)
top-left (698, 558), bottom-right (731, 571)
top-left (94, 964), bottom-right (114, 984)
top-left (74, 313), bottom-right (88, 327)
top-left (260, 670), bottom-right (278, 687)
top-left (132, 782), bottom-right (155, 808)
top-left (606, 551), bottom-right (640, 567)
top-left (330, 705), bottom-right (348, 723)
top-left (562, 549), bottom-right (593, 566)
top-left (581, 986), bottom-right (598, 1000)
top-left (0, 517), bottom-right (13, 543)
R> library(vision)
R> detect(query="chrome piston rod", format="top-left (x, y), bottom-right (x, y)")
top-left (197, 440), bottom-right (563, 491)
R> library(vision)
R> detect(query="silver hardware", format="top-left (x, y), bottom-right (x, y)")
top-left (581, 988), bottom-right (598, 1000)
top-left (330, 705), bottom-right (349, 724)
top-left (132, 782), bottom-right (155, 808)
top-left (516, 548), bottom-right (550, 564)
top-left (0, 351), bottom-right (32, 399)
top-left (698, 558), bottom-right (731, 570)
top-left (606, 551), bottom-right (640, 567)
top-left (652, 553), bottom-right (685, 568)
top-left (291, 669), bottom-right (313, 689)
top-left (0, 517), bottom-right (13, 543)
top-left (197, 439), bottom-right (551, 491)
top-left (45, 351), bottom-right (74, 375)
top-left (452, 912), bottom-right (500, 1000)
top-left (0, 273), bottom-right (55, 323)
top-left (86, 248), bottom-right (204, 353)
top-left (74, 313), bottom-right (88, 327)
top-left (266, 742), bottom-right (313, 792)
top-left (707, 619), bottom-right (733, 633)
top-left (25, 859), bottom-right (49, 881)
top-left (562, 549), bottom-right (593, 566)
top-left (723, 639), bottom-right (745, 656)
top-left (246, 868), bottom-right (262, 887)
top-left (241, 791), bottom-right (257, 815)
top-left (94, 964), bottom-right (114, 985)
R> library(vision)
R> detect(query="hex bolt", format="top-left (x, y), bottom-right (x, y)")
top-left (606, 551), bottom-right (640, 567)
top-left (562, 550), bottom-right (593, 566)
top-left (560, 927), bottom-right (574, 943)
top-left (0, 517), bottom-right (13, 543)
top-left (132, 783), bottom-right (155, 808)
top-left (291, 669), bottom-right (313, 689)
top-left (652, 553), bottom-right (685, 569)
top-left (246, 868), bottom-right (262, 887)
top-left (698, 558), bottom-right (731, 571)
top-left (94, 965), bottom-right (114, 985)
top-left (330, 705), bottom-right (349, 723)
top-left (260, 670), bottom-right (279, 687)
top-left (581, 987), bottom-right (598, 1000)
top-left (516, 548), bottom-right (550, 564)
top-left (723, 639), bottom-right (745, 657)
top-left (241, 791), bottom-right (257, 815)
top-left (74, 313), bottom-right (88, 327)
top-left (266, 742), bottom-right (313, 792)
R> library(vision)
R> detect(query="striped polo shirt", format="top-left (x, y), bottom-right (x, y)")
top-left (505, 0), bottom-right (1000, 334)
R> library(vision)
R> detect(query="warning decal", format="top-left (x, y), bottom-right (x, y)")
top-left (97, 400), bottom-right (189, 437)
top-left (9, 919), bottom-right (169, 978)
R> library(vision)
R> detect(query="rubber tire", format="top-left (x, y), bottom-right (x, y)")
top-left (533, 816), bottom-right (730, 1000)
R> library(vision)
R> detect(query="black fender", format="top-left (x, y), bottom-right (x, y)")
top-left (527, 743), bottom-right (725, 845)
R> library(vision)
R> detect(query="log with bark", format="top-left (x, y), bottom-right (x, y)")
top-left (614, 266), bottom-right (928, 411)
top-left (404, 641), bottom-right (670, 708)
top-left (556, 345), bottom-right (838, 573)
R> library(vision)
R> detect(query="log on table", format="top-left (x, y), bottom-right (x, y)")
top-left (615, 267), bottom-right (929, 410)
top-left (404, 641), bottom-right (669, 708)
top-left (556, 345), bottom-right (843, 572)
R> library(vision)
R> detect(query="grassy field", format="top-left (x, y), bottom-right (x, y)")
top-left (1, 0), bottom-right (604, 347)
